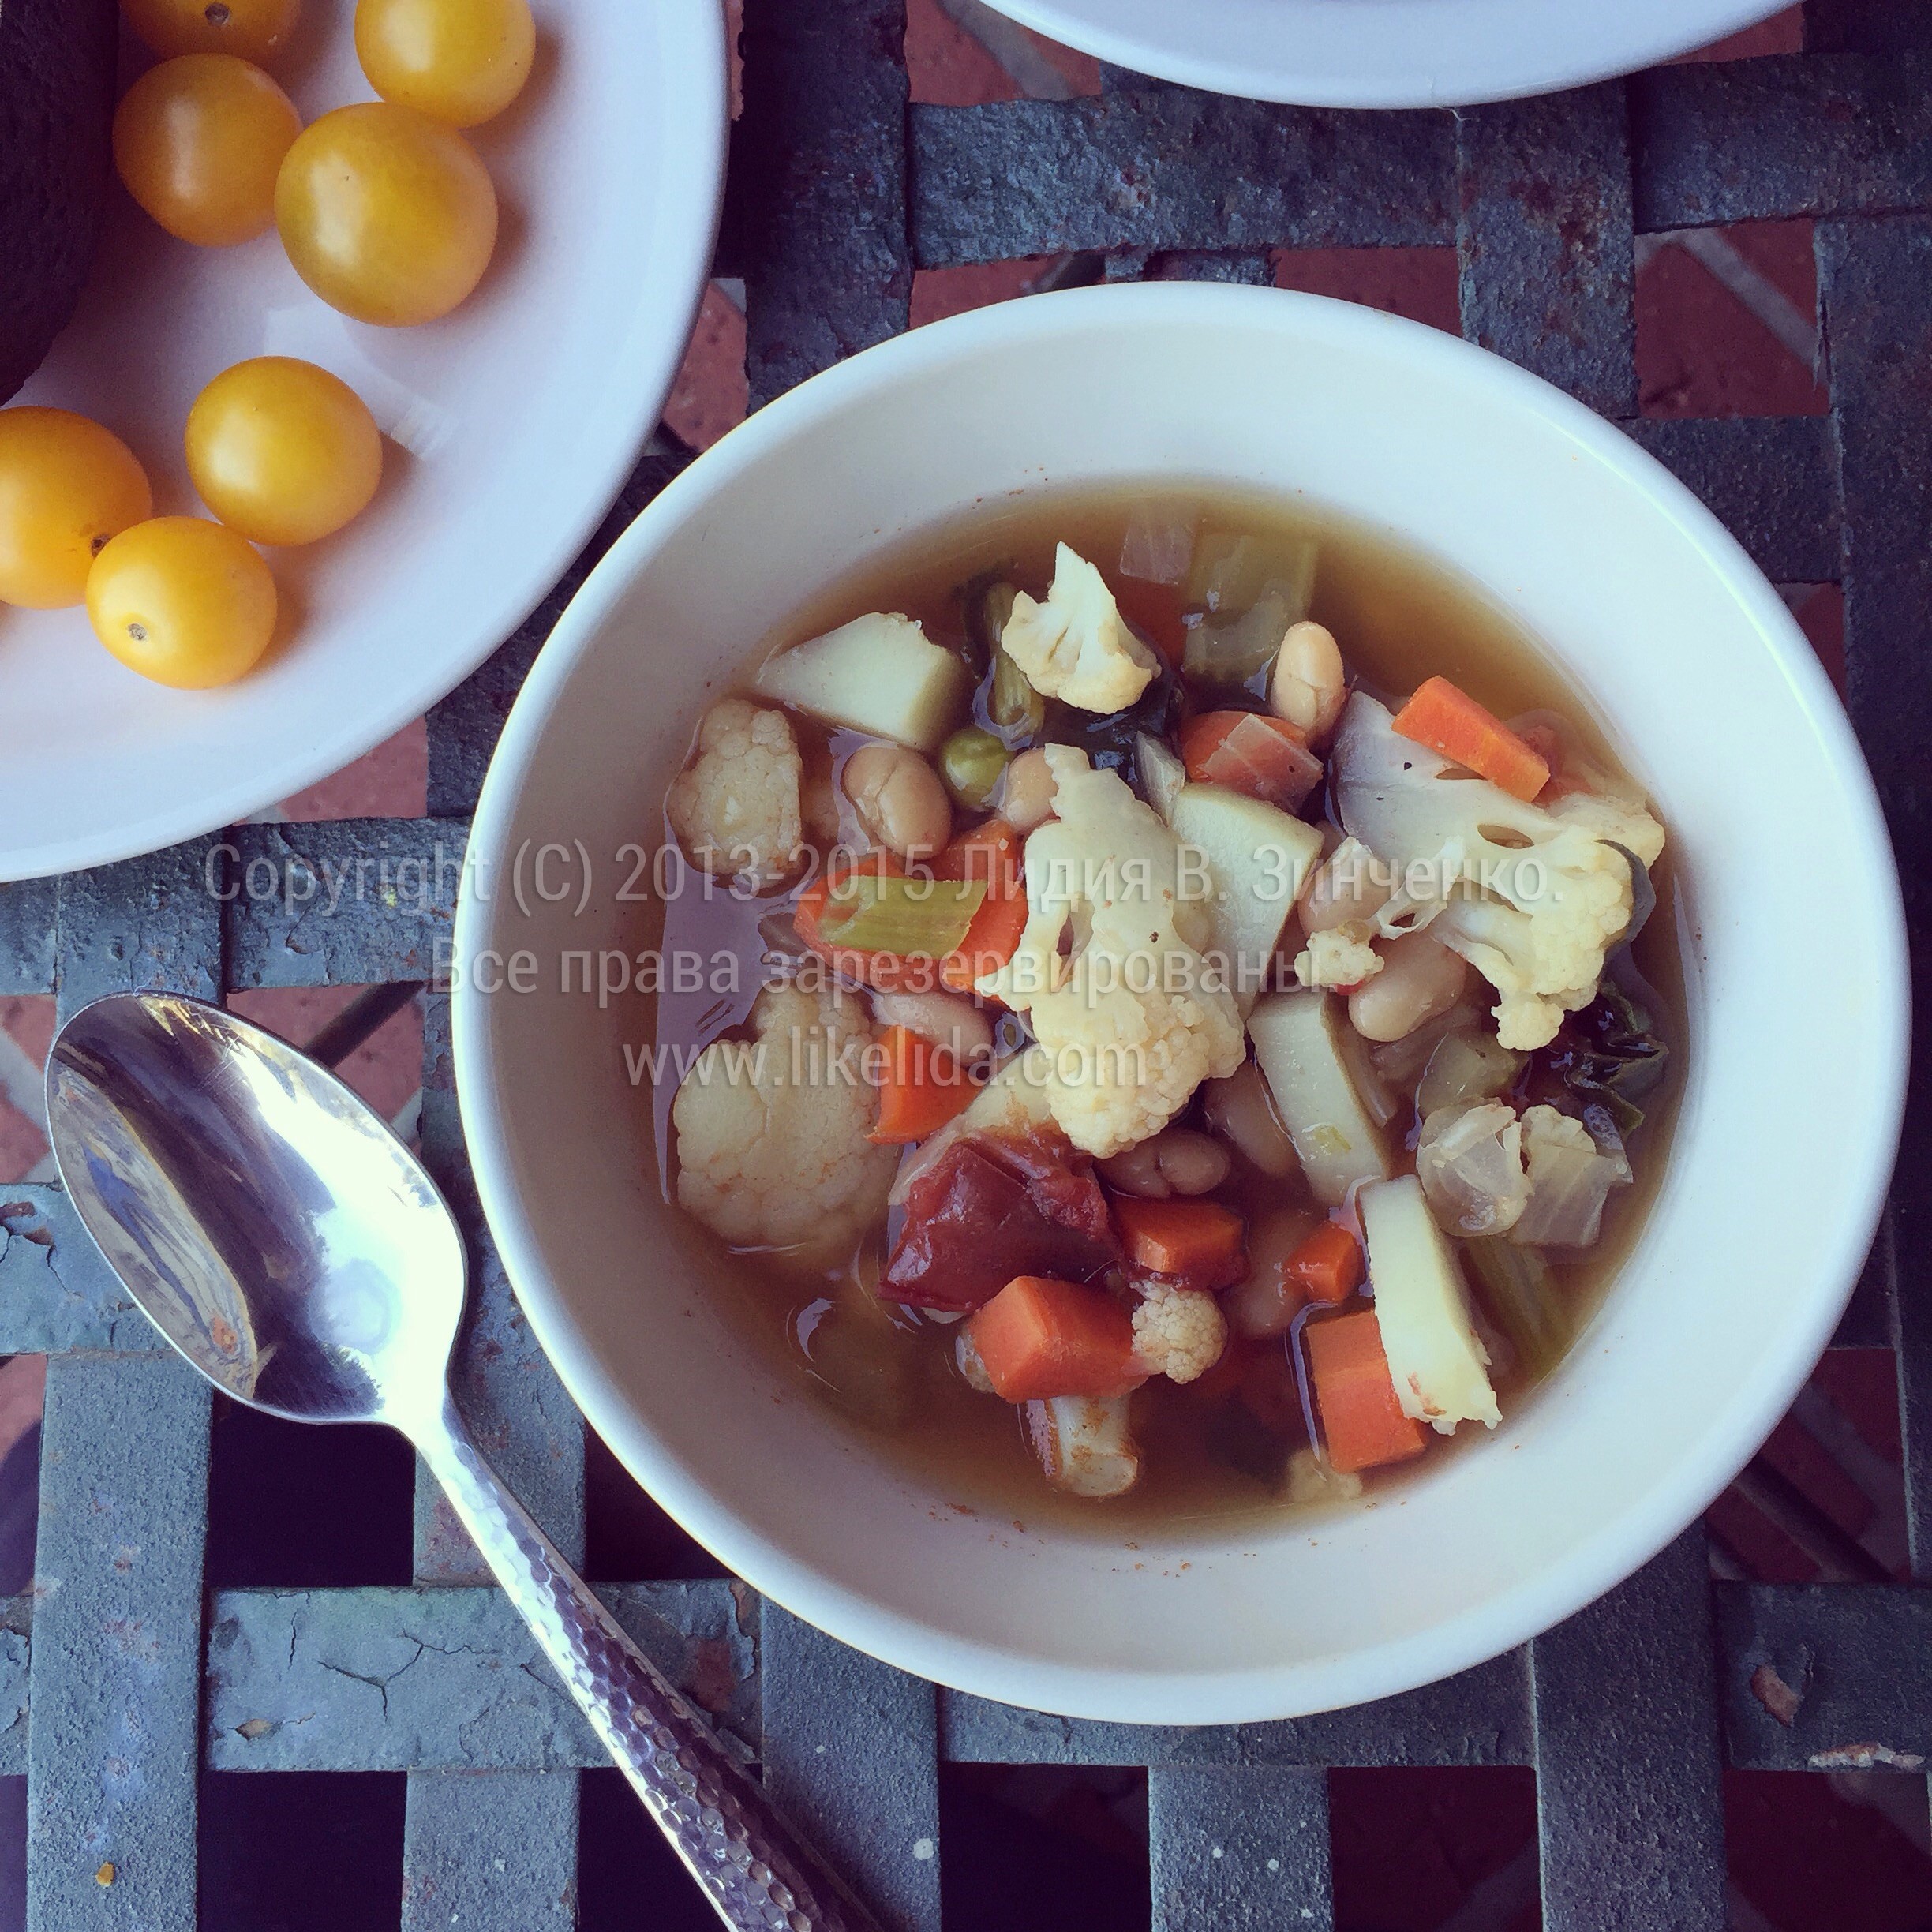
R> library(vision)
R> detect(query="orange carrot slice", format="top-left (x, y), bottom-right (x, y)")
top-left (1391, 676), bottom-right (1550, 802)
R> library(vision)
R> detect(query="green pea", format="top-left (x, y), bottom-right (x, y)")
top-left (940, 726), bottom-right (1010, 811)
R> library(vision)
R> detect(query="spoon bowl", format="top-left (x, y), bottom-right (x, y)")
top-left (47, 992), bottom-right (463, 1426)
top-left (43, 990), bottom-right (876, 1932)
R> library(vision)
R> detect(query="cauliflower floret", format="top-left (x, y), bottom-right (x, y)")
top-left (667, 699), bottom-right (806, 891)
top-left (1025, 1394), bottom-right (1140, 1497)
top-left (1001, 543), bottom-right (1160, 714)
top-left (976, 749), bottom-right (1245, 1156)
top-left (1331, 694), bottom-right (1666, 1050)
top-left (672, 981), bottom-right (897, 1252)
top-left (1286, 1446), bottom-right (1364, 1507)
top-left (1544, 788), bottom-right (1668, 869)
top-left (1131, 1280), bottom-right (1227, 1385)
top-left (1294, 923), bottom-right (1384, 990)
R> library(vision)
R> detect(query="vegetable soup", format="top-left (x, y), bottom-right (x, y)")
top-left (645, 484), bottom-right (1683, 1529)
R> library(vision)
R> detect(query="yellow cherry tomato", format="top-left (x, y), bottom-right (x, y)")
top-left (119, 0), bottom-right (301, 65)
top-left (88, 517), bottom-right (278, 688)
top-left (0, 407), bottom-right (153, 609)
top-left (186, 358), bottom-right (383, 546)
top-left (113, 54), bottom-right (301, 247)
top-left (354, 0), bottom-right (535, 128)
top-left (275, 103), bottom-right (497, 327)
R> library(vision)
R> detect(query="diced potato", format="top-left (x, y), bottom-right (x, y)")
top-left (1358, 1174), bottom-right (1500, 1434)
top-left (754, 612), bottom-right (972, 753)
top-left (1246, 990), bottom-right (1391, 1207)
top-left (1170, 783), bottom-right (1323, 1009)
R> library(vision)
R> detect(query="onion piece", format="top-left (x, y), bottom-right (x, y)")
top-left (1118, 505), bottom-right (1196, 586)
top-left (1509, 1105), bottom-right (1631, 1247)
top-left (1416, 1028), bottom-right (1523, 1118)
top-left (1416, 1101), bottom-right (1530, 1236)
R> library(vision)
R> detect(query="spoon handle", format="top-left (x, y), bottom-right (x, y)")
top-left (414, 1394), bottom-right (884, 1932)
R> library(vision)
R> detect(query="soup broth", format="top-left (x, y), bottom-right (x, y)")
top-left (647, 482), bottom-right (1684, 1533)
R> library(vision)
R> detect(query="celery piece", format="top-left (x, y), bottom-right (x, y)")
top-left (987, 644), bottom-right (1045, 741)
top-left (1464, 1237), bottom-right (1570, 1380)
top-left (963, 575), bottom-right (1019, 672)
top-left (818, 873), bottom-right (988, 956)
top-left (1182, 582), bottom-right (1301, 691)
top-left (1184, 531), bottom-right (1319, 616)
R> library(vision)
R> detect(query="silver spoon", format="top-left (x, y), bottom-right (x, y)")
top-left (45, 990), bottom-right (879, 1932)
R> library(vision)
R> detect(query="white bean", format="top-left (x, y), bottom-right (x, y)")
top-left (1270, 620), bottom-right (1347, 744)
top-left (1099, 1128), bottom-right (1232, 1200)
top-left (1223, 1207), bottom-right (1324, 1339)
top-left (998, 745), bottom-right (1057, 832)
top-left (1200, 1061), bottom-right (1298, 1177)
top-left (1347, 930), bottom-right (1470, 1043)
top-left (1297, 836), bottom-right (1391, 936)
top-left (841, 743), bottom-right (952, 859)
top-left (870, 990), bottom-right (994, 1071)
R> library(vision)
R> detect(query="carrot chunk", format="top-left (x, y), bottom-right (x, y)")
top-left (1304, 1309), bottom-right (1428, 1474)
top-left (1390, 676), bottom-right (1550, 802)
top-left (1285, 1221), bottom-right (1363, 1305)
top-left (933, 818), bottom-right (1022, 893)
top-left (869, 1025), bottom-right (976, 1145)
top-left (967, 1275), bottom-right (1148, 1402)
top-left (1111, 1196), bottom-right (1248, 1290)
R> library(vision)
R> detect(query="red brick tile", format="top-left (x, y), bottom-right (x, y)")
top-left (1812, 1348), bottom-right (1904, 1466)
top-left (1331, 1766), bottom-right (1537, 1931)
top-left (1706, 1485), bottom-right (1820, 1583)
top-left (225, 987), bottom-right (424, 1123)
top-left (1760, 1412), bottom-right (1878, 1550)
top-left (1274, 247), bottom-right (1462, 335)
top-left (0, 1355), bottom-right (45, 1464)
top-left (1790, 582), bottom-right (1845, 694)
top-left (275, 717), bottom-right (429, 822)
top-left (665, 283), bottom-right (750, 453)
top-left (0, 1091), bottom-right (47, 1187)
top-left (906, 0), bottom-right (1099, 105)
top-left (1638, 221), bottom-right (1825, 420)
top-left (1676, 6), bottom-right (1803, 62)
top-left (911, 256), bottom-right (1056, 328)
top-left (1726, 1767), bottom-right (1932, 1932)
top-left (0, 997), bottom-right (54, 1070)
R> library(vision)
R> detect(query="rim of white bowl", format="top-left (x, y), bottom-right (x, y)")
top-left (5, 0), bottom-right (727, 882)
top-left (454, 282), bottom-right (1910, 1723)
top-left (977, 0), bottom-right (1788, 109)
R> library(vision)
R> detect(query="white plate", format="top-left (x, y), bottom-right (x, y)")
top-left (979, 0), bottom-right (1788, 107)
top-left (0, 0), bottom-right (726, 881)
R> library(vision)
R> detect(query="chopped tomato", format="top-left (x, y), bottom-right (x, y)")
top-left (884, 1130), bottom-right (1119, 1311)
top-left (1179, 710), bottom-right (1324, 811)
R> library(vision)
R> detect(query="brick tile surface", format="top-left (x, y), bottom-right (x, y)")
top-left (223, 987), bottom-right (425, 1124)
top-left (1275, 246), bottom-right (1461, 333)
